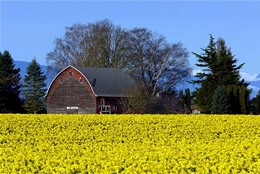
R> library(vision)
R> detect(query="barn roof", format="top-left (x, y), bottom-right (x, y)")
top-left (76, 66), bottom-right (135, 97)
top-left (45, 65), bottom-right (136, 98)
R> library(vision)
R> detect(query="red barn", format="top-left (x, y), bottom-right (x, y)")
top-left (45, 65), bottom-right (135, 114)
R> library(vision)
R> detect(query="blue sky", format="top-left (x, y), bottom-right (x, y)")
top-left (1, 1), bottom-right (260, 78)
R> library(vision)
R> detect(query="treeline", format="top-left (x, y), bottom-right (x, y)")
top-left (0, 51), bottom-right (46, 113)
top-left (1, 19), bottom-right (260, 114)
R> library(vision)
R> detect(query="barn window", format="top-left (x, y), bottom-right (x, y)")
top-left (79, 77), bottom-right (82, 82)
top-left (60, 77), bottom-right (63, 82)
top-left (68, 71), bottom-right (72, 76)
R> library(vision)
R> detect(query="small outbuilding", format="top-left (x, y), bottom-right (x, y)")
top-left (45, 65), bottom-right (135, 114)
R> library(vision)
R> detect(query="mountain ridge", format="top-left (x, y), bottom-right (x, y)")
top-left (14, 60), bottom-right (53, 88)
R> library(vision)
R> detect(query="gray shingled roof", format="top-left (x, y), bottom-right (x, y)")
top-left (76, 67), bottom-right (135, 97)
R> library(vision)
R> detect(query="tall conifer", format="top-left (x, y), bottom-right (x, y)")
top-left (191, 35), bottom-right (247, 113)
top-left (0, 51), bottom-right (23, 113)
top-left (178, 91), bottom-right (185, 113)
top-left (251, 90), bottom-right (260, 114)
top-left (22, 58), bottom-right (47, 113)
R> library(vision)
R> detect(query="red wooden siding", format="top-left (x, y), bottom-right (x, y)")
top-left (46, 67), bottom-right (96, 114)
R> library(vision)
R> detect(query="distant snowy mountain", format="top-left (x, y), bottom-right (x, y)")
top-left (240, 72), bottom-right (260, 98)
top-left (254, 74), bottom-right (260, 81)
top-left (240, 72), bottom-right (260, 81)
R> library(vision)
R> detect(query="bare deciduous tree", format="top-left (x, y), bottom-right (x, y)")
top-left (47, 19), bottom-right (130, 73)
top-left (127, 28), bottom-right (191, 96)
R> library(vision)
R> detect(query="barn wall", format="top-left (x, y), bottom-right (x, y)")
top-left (47, 67), bottom-right (96, 114)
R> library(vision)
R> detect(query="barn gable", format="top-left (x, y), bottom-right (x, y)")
top-left (45, 65), bottom-right (135, 114)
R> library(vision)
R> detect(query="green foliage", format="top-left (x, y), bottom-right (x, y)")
top-left (193, 76), bottom-right (217, 113)
top-left (184, 88), bottom-right (192, 113)
top-left (178, 88), bottom-right (192, 113)
top-left (226, 85), bottom-right (251, 114)
top-left (214, 39), bottom-right (244, 86)
top-left (0, 51), bottom-right (23, 113)
top-left (178, 91), bottom-right (185, 112)
top-left (21, 58), bottom-right (47, 114)
top-left (226, 85), bottom-right (241, 114)
top-left (211, 86), bottom-right (231, 114)
top-left (239, 85), bottom-right (249, 114)
top-left (251, 90), bottom-right (260, 114)
top-left (191, 35), bottom-right (248, 113)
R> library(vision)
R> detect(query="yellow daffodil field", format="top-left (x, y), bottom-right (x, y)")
top-left (1, 114), bottom-right (260, 173)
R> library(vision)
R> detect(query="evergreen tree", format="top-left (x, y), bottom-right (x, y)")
top-left (191, 35), bottom-right (247, 113)
top-left (22, 58), bottom-right (47, 113)
top-left (239, 85), bottom-right (251, 114)
top-left (226, 85), bottom-right (241, 114)
top-left (251, 90), bottom-right (260, 114)
top-left (178, 91), bottom-right (185, 113)
top-left (226, 84), bottom-right (251, 114)
top-left (0, 51), bottom-right (23, 113)
top-left (178, 88), bottom-right (192, 113)
top-left (215, 39), bottom-right (244, 86)
top-left (193, 73), bottom-right (218, 113)
top-left (211, 86), bottom-right (231, 114)
top-left (184, 88), bottom-right (192, 113)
